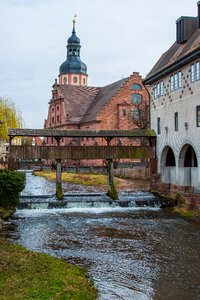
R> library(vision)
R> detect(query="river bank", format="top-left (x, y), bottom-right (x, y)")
top-left (33, 170), bottom-right (150, 192)
top-left (0, 234), bottom-right (97, 300)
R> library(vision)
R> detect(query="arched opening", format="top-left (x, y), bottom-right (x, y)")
top-left (160, 146), bottom-right (176, 184)
top-left (179, 144), bottom-right (198, 187)
top-left (184, 146), bottom-right (197, 167)
top-left (166, 147), bottom-right (176, 166)
top-left (179, 144), bottom-right (198, 168)
top-left (161, 146), bottom-right (176, 167)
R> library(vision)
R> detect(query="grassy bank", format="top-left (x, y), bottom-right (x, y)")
top-left (0, 236), bottom-right (97, 300)
top-left (34, 170), bottom-right (119, 187)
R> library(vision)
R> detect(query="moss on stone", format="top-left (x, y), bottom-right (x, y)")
top-left (0, 207), bottom-right (16, 220)
top-left (107, 182), bottom-right (119, 200)
top-left (56, 183), bottom-right (63, 200)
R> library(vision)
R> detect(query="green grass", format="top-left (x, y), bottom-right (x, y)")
top-left (0, 236), bottom-right (97, 300)
top-left (34, 171), bottom-right (119, 187)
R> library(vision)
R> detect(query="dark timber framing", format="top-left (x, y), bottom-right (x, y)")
top-left (8, 129), bottom-right (157, 200)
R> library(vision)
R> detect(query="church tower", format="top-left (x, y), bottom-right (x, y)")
top-left (58, 17), bottom-right (88, 86)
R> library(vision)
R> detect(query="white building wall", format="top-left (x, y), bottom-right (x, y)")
top-left (149, 61), bottom-right (200, 189)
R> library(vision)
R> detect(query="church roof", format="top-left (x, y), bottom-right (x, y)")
top-left (81, 78), bottom-right (127, 124)
top-left (59, 78), bottom-right (127, 124)
top-left (59, 57), bottom-right (87, 75)
top-left (144, 28), bottom-right (200, 84)
top-left (59, 85), bottom-right (99, 123)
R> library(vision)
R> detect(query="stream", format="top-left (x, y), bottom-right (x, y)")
top-left (2, 172), bottom-right (200, 300)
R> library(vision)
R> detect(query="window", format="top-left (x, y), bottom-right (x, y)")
top-left (196, 106), bottom-right (200, 127)
top-left (131, 108), bottom-right (139, 119)
top-left (131, 94), bottom-right (142, 104)
top-left (157, 117), bottom-right (161, 134)
top-left (196, 61), bottom-right (200, 81)
top-left (170, 75), bottom-right (174, 91)
top-left (191, 64), bottom-right (195, 82)
top-left (174, 112), bottom-right (178, 131)
top-left (154, 81), bottom-right (163, 99)
top-left (57, 116), bottom-right (60, 122)
top-left (122, 109), bottom-right (126, 116)
top-left (131, 84), bottom-right (142, 90)
top-left (52, 117), bottom-right (54, 124)
top-left (174, 73), bottom-right (178, 90)
top-left (83, 78), bottom-right (86, 85)
top-left (57, 106), bottom-right (59, 111)
top-left (178, 71), bottom-right (182, 88)
top-left (190, 61), bottom-right (200, 82)
top-left (154, 84), bottom-right (157, 99)
top-left (52, 108), bottom-right (54, 112)
top-left (63, 77), bottom-right (67, 84)
top-left (73, 76), bottom-right (78, 84)
top-left (170, 71), bottom-right (182, 91)
top-left (160, 81), bottom-right (164, 96)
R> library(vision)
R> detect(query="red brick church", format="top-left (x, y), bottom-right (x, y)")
top-left (44, 19), bottom-right (149, 165)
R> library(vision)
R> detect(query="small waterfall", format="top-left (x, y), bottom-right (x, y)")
top-left (18, 191), bottom-right (162, 210)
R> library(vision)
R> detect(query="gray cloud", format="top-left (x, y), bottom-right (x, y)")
top-left (0, 0), bottom-right (198, 128)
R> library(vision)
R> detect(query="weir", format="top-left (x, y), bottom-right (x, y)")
top-left (8, 128), bottom-right (157, 200)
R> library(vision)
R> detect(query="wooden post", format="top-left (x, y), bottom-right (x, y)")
top-left (8, 136), bottom-right (14, 170)
top-left (106, 158), bottom-right (118, 200)
top-left (56, 158), bottom-right (63, 200)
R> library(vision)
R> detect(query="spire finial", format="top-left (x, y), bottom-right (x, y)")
top-left (73, 14), bottom-right (77, 24)
top-left (72, 14), bottom-right (77, 33)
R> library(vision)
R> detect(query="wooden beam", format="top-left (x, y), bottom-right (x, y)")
top-left (8, 128), bottom-right (156, 138)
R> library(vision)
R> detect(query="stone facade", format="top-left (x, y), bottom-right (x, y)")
top-left (144, 1), bottom-right (200, 193)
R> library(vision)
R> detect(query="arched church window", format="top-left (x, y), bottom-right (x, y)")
top-left (83, 78), bottom-right (86, 85)
top-left (69, 48), bottom-right (72, 55)
top-left (73, 49), bottom-right (76, 55)
top-left (63, 77), bottom-right (67, 84)
top-left (131, 84), bottom-right (142, 90)
top-left (73, 76), bottom-right (78, 84)
top-left (131, 94), bottom-right (142, 104)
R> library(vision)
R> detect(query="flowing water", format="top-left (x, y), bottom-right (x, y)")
top-left (2, 172), bottom-right (200, 300)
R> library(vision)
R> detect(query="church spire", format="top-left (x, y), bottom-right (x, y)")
top-left (58, 17), bottom-right (88, 86)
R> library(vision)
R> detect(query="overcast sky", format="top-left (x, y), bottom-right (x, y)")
top-left (0, 0), bottom-right (198, 128)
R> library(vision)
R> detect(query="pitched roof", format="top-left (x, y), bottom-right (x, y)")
top-left (80, 78), bottom-right (127, 124)
top-left (59, 85), bottom-right (99, 123)
top-left (144, 28), bottom-right (200, 84)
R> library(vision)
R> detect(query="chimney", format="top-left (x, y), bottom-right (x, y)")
top-left (176, 16), bottom-right (197, 44)
top-left (198, 1), bottom-right (200, 28)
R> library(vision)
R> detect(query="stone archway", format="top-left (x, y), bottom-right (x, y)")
top-left (179, 144), bottom-right (198, 187)
top-left (160, 146), bottom-right (176, 184)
